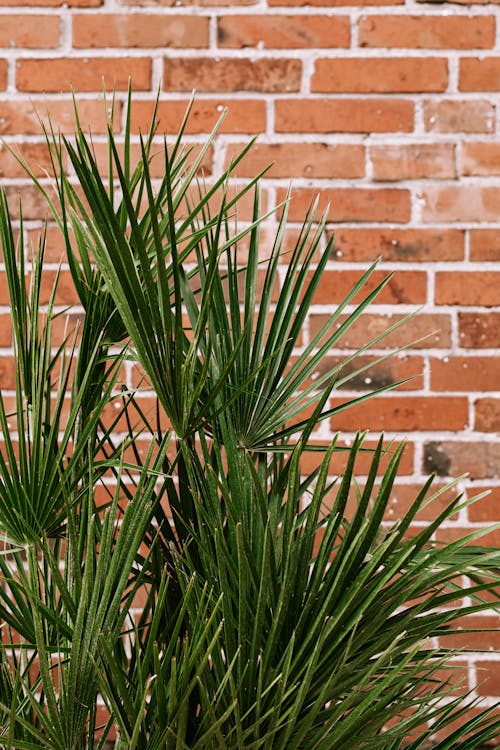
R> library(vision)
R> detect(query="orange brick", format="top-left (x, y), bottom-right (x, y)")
top-left (0, 99), bottom-right (121, 135)
top-left (467, 486), bottom-right (500, 522)
top-left (460, 56), bottom-right (500, 90)
top-left (370, 143), bottom-right (455, 180)
top-left (279, 187), bottom-right (411, 223)
top-left (312, 57), bottom-right (448, 93)
top-left (163, 57), bottom-right (301, 92)
top-left (122, 0), bottom-right (255, 5)
top-left (2, 0), bottom-right (101, 5)
top-left (475, 399), bottom-right (500, 432)
top-left (217, 14), bottom-right (350, 48)
top-left (4, 184), bottom-right (56, 222)
top-left (310, 311), bottom-right (451, 349)
top-left (269, 0), bottom-right (403, 6)
top-left (331, 228), bottom-right (464, 262)
top-left (358, 14), bottom-right (495, 49)
top-left (436, 272), bottom-right (500, 306)
top-left (444, 614), bottom-right (500, 650)
top-left (459, 312), bottom-right (500, 347)
top-left (16, 57), bottom-right (151, 92)
top-left (0, 14), bottom-right (60, 47)
top-left (422, 186), bottom-right (500, 222)
top-left (0, 142), bottom-right (58, 179)
top-left (470, 229), bottom-right (500, 261)
top-left (330, 396), bottom-right (468, 432)
top-left (424, 99), bottom-right (494, 133)
top-left (0, 61), bottom-right (7, 91)
top-left (275, 98), bottom-right (413, 133)
top-left (462, 142), bottom-right (500, 175)
top-left (0, 356), bottom-right (16, 390)
top-left (130, 98), bottom-right (266, 134)
top-left (311, 269), bottom-right (427, 305)
top-left (424, 441), bottom-right (500, 480)
top-left (430, 356), bottom-right (500, 392)
top-left (73, 14), bottom-right (209, 48)
top-left (0, 315), bottom-right (12, 346)
top-left (225, 142), bottom-right (365, 179)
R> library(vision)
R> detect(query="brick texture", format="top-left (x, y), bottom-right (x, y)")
top-left (1, 0), bottom-right (500, 715)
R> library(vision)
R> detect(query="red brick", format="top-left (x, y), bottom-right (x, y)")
top-left (370, 143), bottom-right (455, 180)
top-left (309, 312), bottom-right (451, 350)
top-left (330, 396), bottom-right (468, 432)
top-left (462, 142), bottom-right (500, 175)
top-left (0, 99), bottom-right (122, 135)
top-left (460, 56), bottom-right (500, 91)
top-left (470, 229), bottom-right (500, 261)
top-left (225, 142), bottom-right (365, 179)
top-left (0, 356), bottom-right (16, 390)
top-left (163, 57), bottom-right (301, 92)
top-left (312, 57), bottom-right (448, 93)
top-left (422, 186), bottom-right (500, 223)
top-left (475, 399), bottom-right (500, 432)
top-left (279, 187), bottom-right (411, 223)
top-left (436, 272), bottom-right (500, 306)
top-left (130, 98), bottom-right (266, 134)
top-left (477, 663), bottom-right (500, 696)
top-left (424, 99), bottom-right (494, 133)
top-left (467, 486), bottom-right (500, 522)
top-left (73, 14), bottom-right (209, 47)
top-left (217, 15), bottom-right (350, 48)
top-left (423, 441), bottom-right (500, 480)
top-left (459, 312), bottom-right (500, 347)
top-left (430, 356), bottom-right (500, 392)
top-left (0, 142), bottom-right (59, 178)
top-left (311, 269), bottom-right (427, 305)
top-left (0, 316), bottom-right (12, 346)
top-left (383, 481), bottom-right (461, 523)
top-left (0, 14), bottom-right (60, 47)
top-left (16, 57), bottom-right (151, 92)
top-left (331, 228), bottom-right (464, 262)
top-left (0, 62), bottom-right (7, 91)
top-left (275, 98), bottom-right (413, 133)
top-left (359, 14), bottom-right (495, 49)
top-left (436, 525), bottom-right (500, 549)
top-left (300, 439), bottom-right (414, 476)
top-left (445, 615), bottom-right (500, 652)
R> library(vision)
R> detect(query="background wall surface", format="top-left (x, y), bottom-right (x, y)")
top-left (0, 0), bottom-right (500, 725)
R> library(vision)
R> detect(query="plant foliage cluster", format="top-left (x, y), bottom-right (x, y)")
top-left (0, 93), bottom-right (497, 749)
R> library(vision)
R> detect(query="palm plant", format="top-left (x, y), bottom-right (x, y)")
top-left (0, 91), bottom-right (498, 748)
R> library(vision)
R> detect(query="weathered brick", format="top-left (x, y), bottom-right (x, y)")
top-left (309, 353), bottom-right (424, 391)
top-left (225, 142), bottom-right (365, 178)
top-left (423, 441), bottom-right (500, 480)
top-left (163, 57), bottom-right (301, 92)
top-left (422, 186), bottom-right (500, 223)
top-left (435, 272), bottom-right (500, 306)
top-left (16, 57), bottom-right (151, 92)
top-left (358, 14), bottom-right (495, 49)
top-left (275, 98), bottom-right (414, 133)
top-left (370, 143), bottom-right (455, 180)
top-left (218, 15), bottom-right (350, 48)
top-left (279, 187), bottom-right (411, 223)
top-left (459, 312), bottom-right (500, 347)
top-left (73, 14), bottom-right (209, 48)
top-left (423, 99), bottom-right (495, 133)
top-left (475, 398), bottom-right (500, 432)
top-left (331, 228), bottom-right (464, 262)
top-left (312, 57), bottom-right (448, 93)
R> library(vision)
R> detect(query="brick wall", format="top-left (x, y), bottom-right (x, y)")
top-left (0, 0), bottom-right (499, 722)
